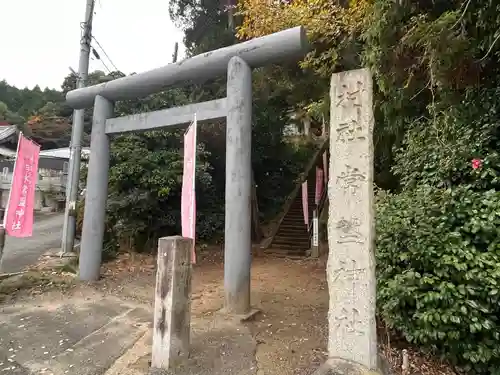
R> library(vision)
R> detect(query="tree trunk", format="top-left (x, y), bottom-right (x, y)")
top-left (321, 114), bottom-right (327, 137)
top-left (303, 117), bottom-right (311, 137)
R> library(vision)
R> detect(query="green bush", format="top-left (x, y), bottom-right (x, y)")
top-left (76, 199), bottom-right (119, 261)
top-left (376, 185), bottom-right (500, 374)
top-left (392, 87), bottom-right (500, 192)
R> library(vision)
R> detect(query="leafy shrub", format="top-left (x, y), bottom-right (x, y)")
top-left (376, 185), bottom-right (500, 374)
top-left (74, 74), bottom-right (318, 256)
top-left (392, 87), bottom-right (500, 192)
top-left (76, 123), bottom-right (315, 258)
top-left (75, 199), bottom-right (118, 261)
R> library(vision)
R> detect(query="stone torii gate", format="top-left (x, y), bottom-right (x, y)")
top-left (66, 26), bottom-right (308, 315)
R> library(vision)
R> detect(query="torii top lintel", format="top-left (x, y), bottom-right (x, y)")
top-left (66, 26), bottom-right (309, 110)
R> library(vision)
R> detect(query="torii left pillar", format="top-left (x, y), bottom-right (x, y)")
top-left (79, 95), bottom-right (114, 281)
top-left (224, 56), bottom-right (254, 316)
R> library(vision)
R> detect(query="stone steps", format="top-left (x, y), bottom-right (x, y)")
top-left (268, 189), bottom-right (313, 256)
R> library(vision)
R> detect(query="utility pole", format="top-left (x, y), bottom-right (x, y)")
top-left (172, 42), bottom-right (179, 63)
top-left (61, 0), bottom-right (95, 254)
top-left (227, 0), bottom-right (235, 31)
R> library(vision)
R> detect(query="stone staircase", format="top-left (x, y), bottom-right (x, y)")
top-left (267, 183), bottom-right (316, 257)
top-left (265, 141), bottom-right (329, 258)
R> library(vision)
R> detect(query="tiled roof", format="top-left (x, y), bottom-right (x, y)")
top-left (0, 125), bottom-right (17, 143)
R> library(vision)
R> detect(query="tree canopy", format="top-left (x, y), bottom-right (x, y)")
top-left (237, 0), bottom-right (500, 372)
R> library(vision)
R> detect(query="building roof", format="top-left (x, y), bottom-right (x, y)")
top-left (0, 124), bottom-right (91, 160)
top-left (39, 147), bottom-right (91, 159)
top-left (0, 146), bottom-right (90, 160)
top-left (0, 125), bottom-right (17, 143)
top-left (0, 146), bottom-right (16, 157)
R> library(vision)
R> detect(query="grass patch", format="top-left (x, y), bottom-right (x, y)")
top-left (0, 271), bottom-right (75, 304)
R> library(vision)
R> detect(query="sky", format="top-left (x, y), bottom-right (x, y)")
top-left (0, 0), bottom-right (185, 90)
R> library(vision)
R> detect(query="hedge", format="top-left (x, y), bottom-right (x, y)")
top-left (376, 185), bottom-right (500, 374)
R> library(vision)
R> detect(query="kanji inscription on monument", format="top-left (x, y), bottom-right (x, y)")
top-left (335, 81), bottom-right (363, 108)
top-left (337, 165), bottom-right (367, 194)
top-left (333, 307), bottom-right (365, 335)
top-left (336, 218), bottom-right (365, 244)
top-left (331, 259), bottom-right (366, 282)
top-left (337, 118), bottom-right (366, 143)
top-left (327, 68), bottom-right (379, 372)
top-left (335, 81), bottom-right (365, 143)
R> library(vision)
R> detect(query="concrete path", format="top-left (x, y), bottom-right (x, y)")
top-left (0, 213), bottom-right (64, 273)
top-left (0, 294), bottom-right (258, 375)
top-left (0, 296), bottom-right (150, 375)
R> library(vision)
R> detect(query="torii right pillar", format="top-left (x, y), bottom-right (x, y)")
top-left (318, 68), bottom-right (385, 375)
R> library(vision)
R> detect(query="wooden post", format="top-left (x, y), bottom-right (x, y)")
top-left (0, 225), bottom-right (5, 266)
top-left (251, 168), bottom-right (263, 243)
top-left (151, 236), bottom-right (192, 370)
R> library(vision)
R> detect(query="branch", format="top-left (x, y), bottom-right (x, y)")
top-left (477, 30), bottom-right (500, 62)
top-left (451, 0), bottom-right (472, 29)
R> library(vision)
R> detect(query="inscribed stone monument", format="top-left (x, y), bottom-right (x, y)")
top-left (326, 68), bottom-right (379, 372)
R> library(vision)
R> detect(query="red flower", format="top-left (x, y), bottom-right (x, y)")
top-left (472, 158), bottom-right (482, 170)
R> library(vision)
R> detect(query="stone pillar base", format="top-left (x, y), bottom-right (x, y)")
top-left (216, 307), bottom-right (261, 322)
top-left (312, 359), bottom-right (386, 375)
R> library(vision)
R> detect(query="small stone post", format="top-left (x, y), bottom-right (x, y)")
top-left (324, 68), bottom-right (380, 374)
top-left (151, 236), bottom-right (192, 370)
top-left (311, 209), bottom-right (319, 258)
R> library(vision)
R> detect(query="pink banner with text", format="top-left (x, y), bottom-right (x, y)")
top-left (315, 167), bottom-right (324, 205)
top-left (4, 135), bottom-right (40, 237)
top-left (181, 120), bottom-right (197, 264)
top-left (301, 181), bottom-right (309, 226)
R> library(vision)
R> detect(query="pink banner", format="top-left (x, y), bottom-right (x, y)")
top-left (315, 167), bottom-right (324, 204)
top-left (4, 134), bottom-right (40, 237)
top-left (301, 181), bottom-right (309, 226)
top-left (322, 151), bottom-right (328, 183)
top-left (181, 119), bottom-right (197, 264)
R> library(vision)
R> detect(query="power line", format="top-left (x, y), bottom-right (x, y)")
top-left (91, 36), bottom-right (119, 71)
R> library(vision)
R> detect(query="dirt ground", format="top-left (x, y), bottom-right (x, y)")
top-left (90, 248), bottom-right (458, 375)
top-left (95, 248), bottom-right (329, 375)
top-left (5, 247), bottom-right (459, 375)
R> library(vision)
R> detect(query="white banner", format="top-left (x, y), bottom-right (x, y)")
top-left (312, 217), bottom-right (319, 247)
